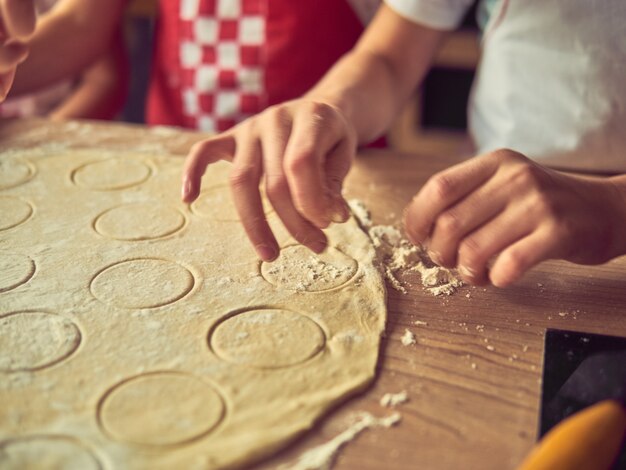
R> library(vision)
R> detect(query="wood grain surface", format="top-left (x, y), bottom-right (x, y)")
top-left (2, 118), bottom-right (625, 470)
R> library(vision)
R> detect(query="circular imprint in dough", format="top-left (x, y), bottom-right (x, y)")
top-left (0, 253), bottom-right (35, 293)
top-left (72, 158), bottom-right (151, 190)
top-left (98, 371), bottom-right (225, 446)
top-left (261, 246), bottom-right (358, 292)
top-left (0, 156), bottom-right (36, 190)
top-left (190, 185), bottom-right (272, 222)
top-left (94, 202), bottom-right (186, 241)
top-left (210, 309), bottom-right (326, 368)
top-left (90, 258), bottom-right (194, 309)
top-left (0, 312), bottom-right (81, 372)
top-left (0, 197), bottom-right (33, 231)
top-left (0, 435), bottom-right (101, 470)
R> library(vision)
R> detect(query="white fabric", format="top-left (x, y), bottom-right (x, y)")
top-left (469, 0), bottom-right (626, 172)
top-left (384, 0), bottom-right (474, 30)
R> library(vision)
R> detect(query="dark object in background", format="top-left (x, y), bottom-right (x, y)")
top-left (541, 329), bottom-right (626, 470)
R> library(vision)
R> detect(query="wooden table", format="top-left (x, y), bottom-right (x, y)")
top-left (2, 118), bottom-right (625, 470)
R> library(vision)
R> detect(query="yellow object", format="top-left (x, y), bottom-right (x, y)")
top-left (517, 399), bottom-right (626, 470)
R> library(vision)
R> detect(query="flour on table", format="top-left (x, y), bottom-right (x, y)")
top-left (280, 412), bottom-right (401, 470)
top-left (348, 200), bottom-right (462, 296)
top-left (380, 391), bottom-right (409, 408)
top-left (401, 329), bottom-right (416, 346)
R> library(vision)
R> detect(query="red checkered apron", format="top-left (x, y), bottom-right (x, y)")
top-left (146, 0), bottom-right (365, 133)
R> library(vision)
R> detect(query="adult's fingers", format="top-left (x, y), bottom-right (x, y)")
top-left (0, 40), bottom-right (27, 74)
top-left (488, 226), bottom-right (560, 287)
top-left (283, 102), bottom-right (348, 229)
top-left (0, 0), bottom-right (36, 40)
top-left (0, 68), bottom-right (14, 100)
top-left (229, 133), bottom-right (278, 261)
top-left (261, 109), bottom-right (327, 255)
top-left (427, 171), bottom-right (512, 268)
top-left (453, 198), bottom-right (540, 284)
top-left (181, 133), bottom-right (235, 203)
top-left (403, 152), bottom-right (501, 246)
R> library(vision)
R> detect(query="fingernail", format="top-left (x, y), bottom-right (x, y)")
top-left (428, 250), bottom-right (442, 265)
top-left (181, 179), bottom-right (192, 200)
top-left (256, 244), bottom-right (278, 261)
top-left (329, 201), bottom-right (349, 223)
top-left (458, 265), bottom-right (476, 279)
top-left (312, 240), bottom-right (327, 254)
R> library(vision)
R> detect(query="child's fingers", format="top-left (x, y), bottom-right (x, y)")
top-left (181, 133), bottom-right (235, 202)
top-left (0, 0), bottom-right (36, 40)
top-left (229, 134), bottom-right (278, 262)
top-left (403, 152), bottom-right (500, 246)
top-left (261, 111), bottom-right (328, 255)
top-left (489, 227), bottom-right (558, 288)
top-left (283, 102), bottom-right (348, 229)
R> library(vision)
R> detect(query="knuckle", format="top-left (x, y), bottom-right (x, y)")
top-left (265, 175), bottom-right (289, 201)
top-left (436, 210), bottom-right (462, 238)
top-left (285, 151), bottom-right (316, 177)
top-left (427, 173), bottom-right (455, 201)
top-left (458, 236), bottom-right (484, 266)
top-left (229, 166), bottom-right (257, 189)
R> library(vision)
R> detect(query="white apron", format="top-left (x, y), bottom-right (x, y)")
top-left (469, 0), bottom-right (626, 173)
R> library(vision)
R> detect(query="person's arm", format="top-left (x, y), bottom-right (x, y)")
top-left (403, 149), bottom-right (626, 287)
top-left (181, 4), bottom-right (448, 262)
top-left (0, 0), bottom-right (36, 99)
top-left (48, 27), bottom-right (128, 120)
top-left (8, 0), bottom-right (125, 97)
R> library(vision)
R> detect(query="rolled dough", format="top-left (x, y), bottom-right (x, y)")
top-left (0, 147), bottom-right (386, 469)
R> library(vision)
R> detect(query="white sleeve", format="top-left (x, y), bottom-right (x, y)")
top-left (384, 0), bottom-right (475, 30)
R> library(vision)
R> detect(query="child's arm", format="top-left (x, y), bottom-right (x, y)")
top-left (0, 0), bottom-right (35, 99)
top-left (181, 4), bottom-right (448, 261)
top-left (48, 28), bottom-right (128, 121)
top-left (8, 0), bottom-right (125, 98)
top-left (403, 149), bottom-right (626, 287)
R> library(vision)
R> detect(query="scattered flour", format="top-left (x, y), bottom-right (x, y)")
top-left (280, 412), bottom-right (401, 470)
top-left (380, 391), bottom-right (409, 408)
top-left (401, 329), bottom-right (416, 346)
top-left (348, 201), bottom-right (462, 296)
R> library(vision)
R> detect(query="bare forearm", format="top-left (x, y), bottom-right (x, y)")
top-left (9, 0), bottom-right (124, 96)
top-left (306, 5), bottom-right (446, 144)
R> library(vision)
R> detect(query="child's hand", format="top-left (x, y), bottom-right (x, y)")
top-left (403, 149), bottom-right (626, 287)
top-left (0, 0), bottom-right (36, 100)
top-left (181, 100), bottom-right (356, 261)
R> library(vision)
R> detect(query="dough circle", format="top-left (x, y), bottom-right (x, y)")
top-left (0, 252), bottom-right (35, 293)
top-left (0, 156), bottom-right (35, 190)
top-left (261, 246), bottom-right (358, 292)
top-left (191, 185), bottom-right (272, 222)
top-left (90, 258), bottom-right (195, 309)
top-left (72, 158), bottom-right (151, 190)
top-left (94, 202), bottom-right (186, 241)
top-left (210, 309), bottom-right (326, 368)
top-left (0, 312), bottom-right (81, 372)
top-left (98, 371), bottom-right (225, 446)
top-left (0, 436), bottom-right (101, 470)
top-left (0, 196), bottom-right (33, 231)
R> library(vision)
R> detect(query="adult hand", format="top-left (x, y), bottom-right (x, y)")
top-left (0, 0), bottom-right (36, 100)
top-left (404, 149), bottom-right (626, 287)
top-left (181, 100), bottom-right (357, 261)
